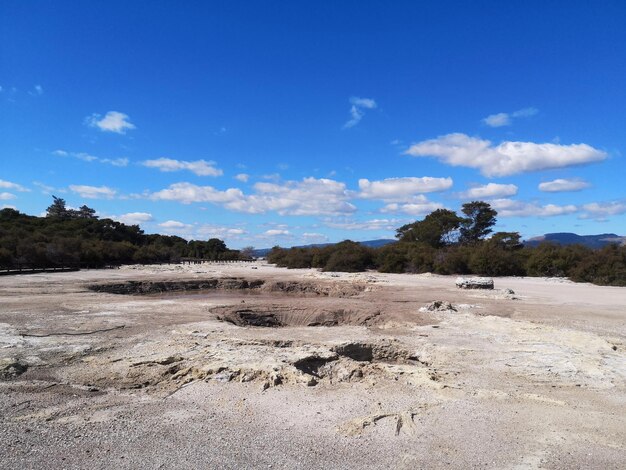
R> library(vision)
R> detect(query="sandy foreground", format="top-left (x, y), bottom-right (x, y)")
top-left (0, 263), bottom-right (624, 469)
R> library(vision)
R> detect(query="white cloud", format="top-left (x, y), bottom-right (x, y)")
top-left (325, 218), bottom-right (403, 231)
top-left (459, 183), bottom-right (518, 199)
top-left (0, 179), bottom-right (29, 192)
top-left (244, 178), bottom-right (355, 216)
top-left (482, 107), bottom-right (538, 127)
top-left (490, 198), bottom-right (578, 217)
top-left (358, 177), bottom-right (453, 202)
top-left (142, 158), bottom-right (223, 177)
top-left (28, 85), bottom-right (44, 96)
top-left (302, 232), bottom-right (329, 242)
top-left (344, 96), bottom-right (377, 128)
top-left (159, 220), bottom-right (192, 229)
top-left (115, 212), bottom-right (154, 225)
top-left (482, 113), bottom-right (511, 127)
top-left (100, 158), bottom-right (129, 167)
top-left (235, 173), bottom-right (250, 182)
top-left (263, 229), bottom-right (290, 236)
top-left (151, 183), bottom-right (245, 205)
top-left (33, 181), bottom-right (58, 194)
top-left (350, 97), bottom-right (376, 109)
top-left (53, 150), bottom-right (129, 167)
top-left (538, 178), bottom-right (591, 192)
top-left (261, 173), bottom-right (281, 182)
top-left (580, 201), bottom-right (626, 220)
top-left (511, 107), bottom-right (539, 118)
top-left (74, 152), bottom-right (98, 162)
top-left (380, 198), bottom-right (444, 216)
top-left (0, 192), bottom-right (17, 200)
top-left (69, 185), bottom-right (117, 199)
top-left (196, 225), bottom-right (246, 238)
top-left (405, 133), bottom-right (606, 177)
top-left (150, 177), bottom-right (356, 216)
top-left (87, 111), bottom-right (136, 134)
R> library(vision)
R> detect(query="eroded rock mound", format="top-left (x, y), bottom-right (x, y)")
top-left (455, 277), bottom-right (494, 290)
top-left (421, 300), bottom-right (457, 312)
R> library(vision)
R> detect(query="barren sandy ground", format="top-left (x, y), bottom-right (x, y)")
top-left (1, 262), bottom-right (625, 469)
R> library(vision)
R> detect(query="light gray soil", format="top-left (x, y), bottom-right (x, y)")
top-left (1, 263), bottom-right (625, 469)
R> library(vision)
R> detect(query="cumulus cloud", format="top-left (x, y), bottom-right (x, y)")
top-left (87, 111), bottom-right (136, 134)
top-left (538, 178), bottom-right (591, 192)
top-left (114, 212), bottom-right (154, 225)
top-left (263, 229), bottom-right (290, 237)
top-left (196, 225), bottom-right (246, 238)
top-left (244, 178), bottom-right (355, 216)
top-left (344, 96), bottom-right (377, 128)
top-left (0, 192), bottom-right (17, 200)
top-left (482, 113), bottom-right (511, 128)
top-left (358, 177), bottom-right (453, 202)
top-left (459, 183), bottom-right (518, 199)
top-left (150, 183), bottom-right (245, 205)
top-left (490, 198), bottom-right (578, 217)
top-left (482, 107), bottom-right (538, 127)
top-left (302, 232), bottom-right (329, 242)
top-left (0, 179), bottom-right (29, 192)
top-left (580, 201), bottom-right (626, 220)
top-left (53, 150), bottom-right (129, 167)
top-left (69, 185), bottom-right (117, 199)
top-left (235, 173), bottom-right (250, 182)
top-left (150, 177), bottom-right (355, 216)
top-left (325, 218), bottom-right (403, 231)
top-left (142, 158), bottom-right (223, 177)
top-left (405, 133), bottom-right (606, 177)
top-left (380, 197), bottom-right (444, 216)
top-left (159, 220), bottom-right (192, 229)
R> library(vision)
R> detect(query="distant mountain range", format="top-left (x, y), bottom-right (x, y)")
top-left (251, 239), bottom-right (396, 257)
top-left (524, 233), bottom-right (626, 249)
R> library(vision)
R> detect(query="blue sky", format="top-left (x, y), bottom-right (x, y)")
top-left (1, 1), bottom-right (625, 248)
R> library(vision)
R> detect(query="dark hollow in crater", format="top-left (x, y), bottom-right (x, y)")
top-left (220, 310), bottom-right (284, 328)
top-left (332, 343), bottom-right (374, 362)
top-left (293, 355), bottom-right (337, 377)
top-left (212, 304), bottom-right (382, 328)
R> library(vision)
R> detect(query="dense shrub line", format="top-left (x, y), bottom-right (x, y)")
top-left (0, 206), bottom-right (244, 269)
top-left (267, 199), bottom-right (625, 287)
top-left (267, 239), bottom-right (626, 286)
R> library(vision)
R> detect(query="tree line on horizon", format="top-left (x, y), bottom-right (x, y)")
top-left (268, 201), bottom-right (626, 287)
top-left (1, 197), bottom-right (624, 286)
top-left (0, 196), bottom-right (245, 269)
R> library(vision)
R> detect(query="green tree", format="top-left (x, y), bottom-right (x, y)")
top-left (396, 209), bottom-right (463, 248)
top-left (46, 196), bottom-right (69, 218)
top-left (76, 205), bottom-right (98, 219)
top-left (323, 240), bottom-right (373, 272)
top-left (459, 201), bottom-right (497, 244)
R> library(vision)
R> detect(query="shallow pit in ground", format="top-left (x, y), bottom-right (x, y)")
top-left (87, 278), bottom-right (368, 297)
top-left (211, 304), bottom-right (382, 327)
